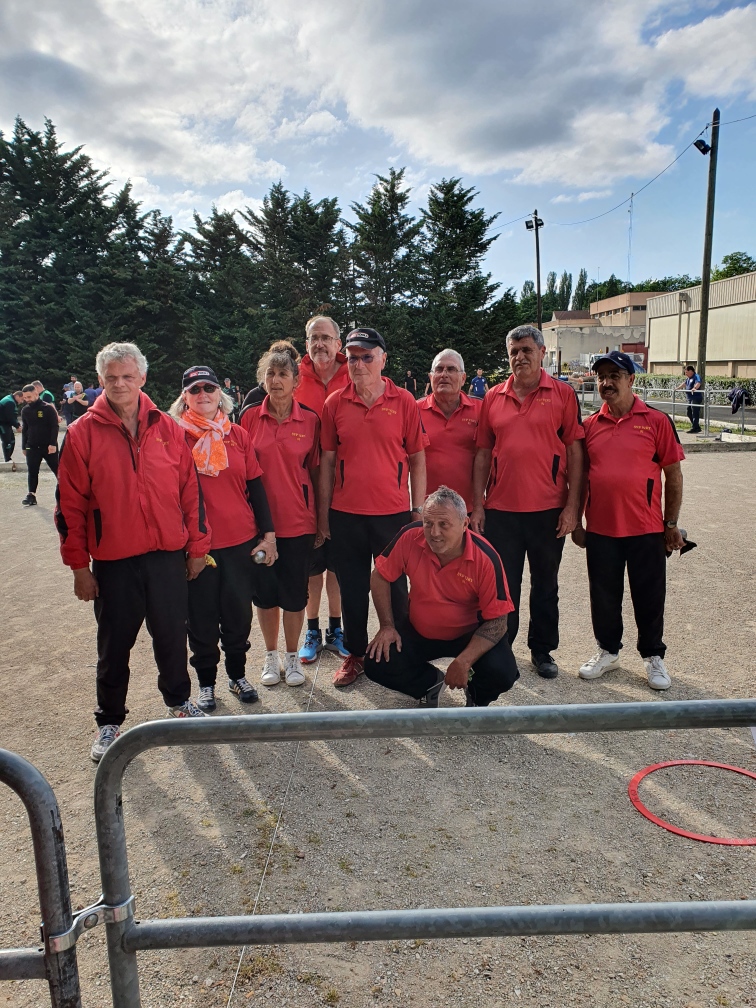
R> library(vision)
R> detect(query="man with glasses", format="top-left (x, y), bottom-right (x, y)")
top-left (319, 328), bottom-right (428, 686)
top-left (295, 316), bottom-right (351, 664)
top-left (418, 349), bottom-right (481, 512)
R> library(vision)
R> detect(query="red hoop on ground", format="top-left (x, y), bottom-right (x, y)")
top-left (628, 760), bottom-right (756, 846)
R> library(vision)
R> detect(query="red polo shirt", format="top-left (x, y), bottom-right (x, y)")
top-left (418, 392), bottom-right (481, 511)
top-left (376, 523), bottom-right (513, 640)
top-left (583, 396), bottom-right (685, 538)
top-left (294, 353), bottom-right (350, 417)
top-left (185, 424), bottom-right (263, 551)
top-left (241, 399), bottom-right (320, 537)
top-left (321, 378), bottom-right (429, 515)
top-left (476, 370), bottom-right (584, 512)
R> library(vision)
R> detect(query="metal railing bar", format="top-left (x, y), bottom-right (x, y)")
top-left (123, 900), bottom-right (756, 952)
top-left (0, 948), bottom-right (47, 981)
top-left (0, 749), bottom-right (82, 1007)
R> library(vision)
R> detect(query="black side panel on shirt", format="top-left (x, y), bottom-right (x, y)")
top-left (397, 460), bottom-right (403, 488)
top-left (54, 436), bottom-right (69, 540)
top-left (551, 454), bottom-right (560, 485)
top-left (646, 478), bottom-right (654, 506)
top-left (379, 520), bottom-right (423, 558)
top-left (470, 532), bottom-right (509, 602)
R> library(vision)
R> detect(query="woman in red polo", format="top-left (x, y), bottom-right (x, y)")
top-left (170, 367), bottom-right (277, 711)
top-left (241, 342), bottom-right (321, 687)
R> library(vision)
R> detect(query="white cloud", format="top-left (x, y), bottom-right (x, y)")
top-left (551, 190), bottom-right (614, 204)
top-left (276, 110), bottom-right (344, 141)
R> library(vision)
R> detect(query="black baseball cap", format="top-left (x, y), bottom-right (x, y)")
top-left (345, 327), bottom-right (387, 352)
top-left (593, 350), bottom-right (636, 375)
top-left (182, 366), bottom-right (220, 389)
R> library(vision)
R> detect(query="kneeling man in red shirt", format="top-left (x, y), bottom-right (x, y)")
top-left (365, 486), bottom-right (519, 707)
top-left (573, 351), bottom-right (685, 691)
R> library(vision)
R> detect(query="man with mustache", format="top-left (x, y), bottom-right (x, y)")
top-left (471, 325), bottom-right (585, 680)
top-left (572, 351), bottom-right (685, 690)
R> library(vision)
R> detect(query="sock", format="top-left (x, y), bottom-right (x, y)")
top-left (307, 618), bottom-right (320, 631)
top-left (328, 616), bottom-right (341, 631)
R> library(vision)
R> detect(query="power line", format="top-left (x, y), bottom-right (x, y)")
top-left (714, 113), bottom-right (756, 126)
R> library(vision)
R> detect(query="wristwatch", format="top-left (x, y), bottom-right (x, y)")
top-left (411, 506), bottom-right (422, 514)
top-left (665, 520), bottom-right (678, 528)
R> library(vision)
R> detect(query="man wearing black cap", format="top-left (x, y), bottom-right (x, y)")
top-left (572, 350), bottom-right (685, 691)
top-left (319, 328), bottom-right (429, 686)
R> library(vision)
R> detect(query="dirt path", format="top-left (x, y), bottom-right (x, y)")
top-left (1, 453), bottom-right (755, 1008)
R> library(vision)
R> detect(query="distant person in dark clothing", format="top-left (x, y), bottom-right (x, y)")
top-left (69, 382), bottom-right (90, 420)
top-left (403, 370), bottom-right (418, 397)
top-left (469, 369), bottom-right (489, 399)
top-left (32, 381), bottom-right (56, 406)
top-left (83, 382), bottom-right (100, 406)
top-left (676, 365), bottom-right (702, 434)
top-left (20, 384), bottom-right (59, 505)
top-left (239, 380), bottom-right (267, 415)
top-left (0, 390), bottom-right (23, 464)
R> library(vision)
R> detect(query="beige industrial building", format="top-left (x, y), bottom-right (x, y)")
top-left (589, 292), bottom-right (656, 326)
top-left (646, 271), bottom-right (756, 376)
top-left (542, 304), bottom-right (646, 373)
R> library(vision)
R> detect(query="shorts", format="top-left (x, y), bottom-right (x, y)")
top-left (309, 538), bottom-right (336, 577)
top-left (252, 534), bottom-right (316, 612)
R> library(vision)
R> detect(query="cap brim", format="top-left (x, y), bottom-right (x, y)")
top-left (346, 339), bottom-right (383, 351)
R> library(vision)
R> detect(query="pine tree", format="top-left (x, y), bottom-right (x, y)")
top-left (517, 280), bottom-right (537, 325)
top-left (557, 270), bottom-right (573, 310)
top-left (571, 268), bottom-right (588, 309)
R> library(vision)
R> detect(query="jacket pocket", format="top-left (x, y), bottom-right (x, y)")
top-left (93, 508), bottom-right (103, 546)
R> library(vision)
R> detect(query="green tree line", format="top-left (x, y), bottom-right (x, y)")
top-left (1, 119), bottom-right (753, 404)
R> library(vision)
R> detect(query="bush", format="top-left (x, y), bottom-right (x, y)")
top-left (634, 374), bottom-right (756, 407)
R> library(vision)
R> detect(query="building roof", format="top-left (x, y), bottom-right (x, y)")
top-left (552, 311), bottom-right (592, 320)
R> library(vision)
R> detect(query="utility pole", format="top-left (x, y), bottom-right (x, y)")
top-left (525, 210), bottom-right (544, 330)
top-left (696, 108), bottom-right (720, 386)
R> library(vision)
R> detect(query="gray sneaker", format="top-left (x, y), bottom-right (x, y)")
top-left (197, 686), bottom-right (216, 711)
top-left (91, 725), bottom-right (121, 762)
top-left (420, 672), bottom-right (446, 708)
top-left (168, 700), bottom-right (208, 718)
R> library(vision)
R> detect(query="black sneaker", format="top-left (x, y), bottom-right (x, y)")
top-left (531, 652), bottom-right (558, 679)
top-left (228, 677), bottom-right (259, 704)
top-left (197, 685), bottom-right (216, 711)
top-left (22, 494), bottom-right (37, 506)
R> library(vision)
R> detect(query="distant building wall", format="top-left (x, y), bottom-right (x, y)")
top-left (544, 326), bottom-right (645, 373)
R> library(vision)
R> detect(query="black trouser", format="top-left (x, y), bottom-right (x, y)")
top-left (686, 394), bottom-right (703, 430)
top-left (484, 508), bottom-right (564, 654)
top-left (329, 509), bottom-right (410, 658)
top-left (92, 550), bottom-right (190, 726)
top-left (188, 539), bottom-right (255, 687)
top-left (585, 531), bottom-right (667, 658)
top-left (365, 617), bottom-right (519, 706)
top-left (25, 446), bottom-right (58, 493)
top-left (0, 424), bottom-right (15, 461)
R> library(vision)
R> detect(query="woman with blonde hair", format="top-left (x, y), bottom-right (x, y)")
top-left (170, 366), bottom-right (277, 710)
top-left (241, 341), bottom-right (321, 686)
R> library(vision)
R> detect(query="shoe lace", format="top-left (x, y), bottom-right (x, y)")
top-left (305, 630), bottom-right (319, 643)
top-left (199, 686), bottom-right (214, 697)
top-left (235, 677), bottom-right (253, 691)
top-left (99, 725), bottom-right (119, 743)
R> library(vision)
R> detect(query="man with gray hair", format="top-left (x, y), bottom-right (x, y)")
top-left (365, 486), bottom-right (518, 707)
top-left (418, 349), bottom-right (481, 512)
top-left (56, 341), bottom-right (212, 762)
top-left (471, 325), bottom-right (584, 680)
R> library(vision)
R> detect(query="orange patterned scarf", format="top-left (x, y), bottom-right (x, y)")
top-left (178, 407), bottom-right (231, 476)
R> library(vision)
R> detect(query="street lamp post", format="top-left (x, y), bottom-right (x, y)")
top-left (695, 108), bottom-right (720, 387)
top-left (525, 211), bottom-right (544, 331)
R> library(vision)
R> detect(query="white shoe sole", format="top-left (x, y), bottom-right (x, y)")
top-left (285, 672), bottom-right (306, 687)
top-left (261, 672), bottom-right (281, 685)
top-left (578, 657), bottom-right (620, 680)
top-left (647, 676), bottom-right (671, 690)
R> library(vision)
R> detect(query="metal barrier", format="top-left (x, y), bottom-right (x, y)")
top-left (0, 749), bottom-right (82, 1008)
top-left (579, 383), bottom-right (751, 437)
top-left (94, 699), bottom-right (756, 1008)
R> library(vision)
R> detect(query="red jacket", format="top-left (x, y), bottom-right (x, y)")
top-left (294, 353), bottom-right (349, 417)
top-left (56, 392), bottom-right (211, 569)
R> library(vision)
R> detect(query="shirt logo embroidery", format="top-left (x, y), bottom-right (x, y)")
top-left (462, 418), bottom-right (478, 425)
top-left (456, 571), bottom-right (474, 585)
top-left (291, 431), bottom-right (306, 440)
top-left (633, 425), bottom-right (652, 431)
top-left (380, 407), bottom-right (397, 416)
top-left (155, 437), bottom-right (170, 445)
top-left (536, 398), bottom-right (552, 405)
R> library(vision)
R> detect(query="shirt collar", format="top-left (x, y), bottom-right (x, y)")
top-left (419, 527), bottom-right (474, 568)
top-left (501, 368), bottom-right (551, 398)
top-left (420, 390), bottom-right (474, 414)
top-left (259, 396), bottom-right (305, 422)
top-left (342, 377), bottom-right (399, 402)
top-left (598, 394), bottom-right (648, 419)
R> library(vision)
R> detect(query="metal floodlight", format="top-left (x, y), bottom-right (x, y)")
top-left (525, 219), bottom-right (534, 230)
top-left (694, 138), bottom-right (711, 156)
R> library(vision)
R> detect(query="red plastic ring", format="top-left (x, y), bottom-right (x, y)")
top-left (628, 759), bottom-right (756, 846)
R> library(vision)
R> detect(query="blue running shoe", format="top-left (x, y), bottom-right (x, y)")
top-left (299, 628), bottom-right (323, 664)
top-left (325, 626), bottom-right (349, 658)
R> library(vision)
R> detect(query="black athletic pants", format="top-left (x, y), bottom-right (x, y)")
top-left (585, 531), bottom-right (667, 658)
top-left (25, 446), bottom-right (59, 493)
top-left (188, 539), bottom-right (255, 687)
top-left (483, 508), bottom-right (564, 654)
top-left (92, 550), bottom-right (190, 726)
top-left (365, 617), bottom-right (519, 706)
top-left (0, 424), bottom-right (15, 461)
top-left (686, 394), bottom-right (703, 431)
top-left (329, 509), bottom-right (410, 658)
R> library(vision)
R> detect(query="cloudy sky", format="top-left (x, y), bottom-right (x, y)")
top-left (2, 0), bottom-right (755, 293)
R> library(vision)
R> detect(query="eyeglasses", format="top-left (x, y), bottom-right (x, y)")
top-left (432, 366), bottom-right (461, 374)
top-left (347, 354), bottom-right (377, 365)
top-left (186, 384), bottom-right (219, 395)
top-left (308, 335), bottom-right (337, 344)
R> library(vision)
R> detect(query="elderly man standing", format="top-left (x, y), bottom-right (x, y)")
top-left (319, 327), bottom-right (428, 687)
top-left (573, 351), bottom-right (685, 690)
top-left (56, 342), bottom-right (212, 762)
top-left (365, 486), bottom-right (518, 706)
top-left (418, 349), bottom-right (481, 512)
top-left (295, 315), bottom-right (351, 664)
top-left (471, 325), bottom-right (584, 680)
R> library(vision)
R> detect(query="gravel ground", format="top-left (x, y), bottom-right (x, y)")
top-left (1, 452), bottom-right (755, 1008)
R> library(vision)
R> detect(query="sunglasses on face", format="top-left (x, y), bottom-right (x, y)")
top-left (347, 354), bottom-right (377, 365)
top-left (186, 384), bottom-right (219, 395)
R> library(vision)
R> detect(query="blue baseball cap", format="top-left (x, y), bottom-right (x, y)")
top-left (593, 350), bottom-right (636, 374)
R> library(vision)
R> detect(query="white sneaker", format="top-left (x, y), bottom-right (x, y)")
top-left (579, 648), bottom-right (620, 680)
top-left (284, 652), bottom-right (305, 686)
top-left (644, 656), bottom-right (671, 690)
top-left (91, 724), bottom-right (121, 762)
top-left (261, 651), bottom-right (282, 685)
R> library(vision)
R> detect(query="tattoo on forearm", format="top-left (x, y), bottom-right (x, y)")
top-left (473, 616), bottom-right (509, 645)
